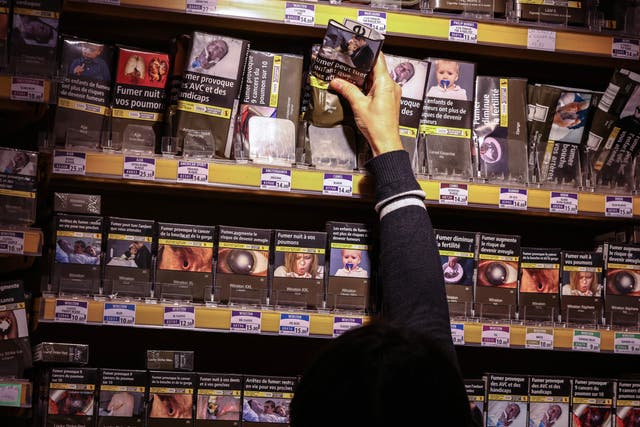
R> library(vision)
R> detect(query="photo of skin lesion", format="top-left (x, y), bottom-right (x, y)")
top-left (477, 260), bottom-right (518, 288)
top-left (157, 244), bottom-right (213, 273)
top-left (216, 248), bottom-right (269, 276)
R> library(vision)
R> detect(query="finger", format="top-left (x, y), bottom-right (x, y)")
top-left (329, 78), bottom-right (365, 106)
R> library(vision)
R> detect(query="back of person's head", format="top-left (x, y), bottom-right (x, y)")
top-left (290, 321), bottom-right (475, 427)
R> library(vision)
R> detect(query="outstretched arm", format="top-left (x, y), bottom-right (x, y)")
top-left (329, 53), bottom-right (455, 358)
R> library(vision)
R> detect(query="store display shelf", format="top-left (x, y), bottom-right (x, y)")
top-left (49, 150), bottom-right (639, 218)
top-left (0, 74), bottom-right (53, 104)
top-left (0, 379), bottom-right (32, 408)
top-left (39, 296), bottom-right (366, 337)
top-left (66, 0), bottom-right (637, 62)
top-left (0, 227), bottom-right (44, 256)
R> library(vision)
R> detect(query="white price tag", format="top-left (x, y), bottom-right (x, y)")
top-left (481, 325), bottom-right (510, 348)
top-left (357, 10), bottom-right (387, 34)
top-left (177, 161), bottom-right (209, 184)
top-left (53, 150), bottom-right (86, 175)
top-left (54, 300), bottom-right (88, 323)
top-left (525, 327), bottom-right (554, 350)
top-left (123, 156), bottom-right (156, 181)
top-left (449, 20), bottom-right (478, 44)
top-left (612, 38), bottom-right (640, 60)
top-left (103, 303), bottom-right (136, 326)
top-left (279, 313), bottom-right (310, 337)
top-left (10, 77), bottom-right (45, 102)
top-left (614, 332), bottom-right (640, 355)
top-left (333, 316), bottom-right (363, 337)
top-left (605, 195), bottom-right (633, 218)
top-left (0, 383), bottom-right (20, 407)
top-left (260, 168), bottom-right (291, 192)
top-left (451, 323), bottom-right (465, 345)
top-left (0, 231), bottom-right (24, 255)
top-left (550, 191), bottom-right (578, 214)
top-left (527, 29), bottom-right (556, 52)
top-left (284, 2), bottom-right (315, 26)
top-left (163, 306), bottom-right (195, 328)
top-left (323, 173), bottom-right (353, 197)
top-left (186, 0), bottom-right (216, 15)
top-left (439, 183), bottom-right (468, 206)
top-left (499, 188), bottom-right (528, 210)
top-left (230, 310), bottom-right (262, 334)
top-left (572, 330), bottom-right (601, 352)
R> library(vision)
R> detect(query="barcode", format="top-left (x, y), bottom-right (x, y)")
top-left (598, 83), bottom-right (619, 112)
top-left (533, 104), bottom-right (549, 122)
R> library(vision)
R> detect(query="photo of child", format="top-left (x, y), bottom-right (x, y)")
top-left (426, 59), bottom-right (472, 101)
top-left (274, 252), bottom-right (325, 279)
top-left (67, 41), bottom-right (111, 82)
top-left (330, 248), bottom-right (369, 278)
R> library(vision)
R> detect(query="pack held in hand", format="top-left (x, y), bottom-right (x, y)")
top-left (308, 19), bottom-right (384, 128)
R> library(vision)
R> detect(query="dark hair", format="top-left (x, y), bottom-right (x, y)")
top-left (290, 321), bottom-right (473, 427)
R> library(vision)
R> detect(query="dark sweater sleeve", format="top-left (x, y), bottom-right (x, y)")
top-left (366, 150), bottom-right (456, 360)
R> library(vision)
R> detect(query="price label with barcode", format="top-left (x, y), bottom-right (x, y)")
top-left (605, 195), bottom-right (633, 218)
top-left (612, 38), bottom-right (640, 60)
top-left (53, 150), bottom-right (86, 175)
top-left (525, 327), bottom-right (554, 350)
top-left (499, 188), bottom-right (528, 210)
top-left (572, 330), bottom-right (601, 352)
top-left (449, 20), bottom-right (477, 44)
top-left (163, 306), bottom-right (195, 329)
top-left (527, 29), bottom-right (556, 51)
top-left (481, 325), bottom-right (510, 348)
top-left (0, 383), bottom-right (21, 407)
top-left (230, 310), bottom-right (262, 334)
top-left (54, 300), bottom-right (88, 323)
top-left (186, 0), bottom-right (216, 15)
top-left (279, 313), bottom-right (310, 337)
top-left (333, 316), bottom-right (363, 337)
top-left (177, 161), bottom-right (209, 184)
top-left (103, 303), bottom-right (136, 326)
top-left (614, 332), bottom-right (640, 355)
top-left (10, 77), bottom-right (45, 102)
top-left (440, 183), bottom-right (468, 206)
top-left (323, 173), bottom-right (353, 197)
top-left (550, 191), bottom-right (578, 214)
top-left (0, 231), bottom-right (24, 255)
top-left (451, 323), bottom-right (465, 345)
top-left (284, 2), bottom-right (315, 26)
top-left (358, 10), bottom-right (387, 34)
top-left (123, 156), bottom-right (156, 181)
top-left (261, 168), bottom-right (291, 192)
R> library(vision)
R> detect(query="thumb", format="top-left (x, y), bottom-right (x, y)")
top-left (329, 78), bottom-right (365, 108)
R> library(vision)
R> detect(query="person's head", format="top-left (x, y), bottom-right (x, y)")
top-left (74, 240), bottom-right (86, 254)
top-left (570, 271), bottom-right (597, 294)
top-left (435, 60), bottom-right (460, 88)
top-left (290, 322), bottom-right (473, 427)
top-left (392, 61), bottom-right (415, 85)
top-left (347, 35), bottom-right (367, 53)
top-left (22, 16), bottom-right (54, 44)
top-left (341, 249), bottom-right (362, 270)
top-left (81, 42), bottom-right (103, 59)
top-left (284, 252), bottom-right (318, 277)
top-left (129, 243), bottom-right (138, 255)
top-left (263, 400), bottom-right (276, 414)
top-left (85, 245), bottom-right (97, 257)
top-left (198, 39), bottom-right (229, 68)
top-left (499, 403), bottom-right (521, 426)
top-left (11, 152), bottom-right (30, 169)
top-left (544, 404), bottom-right (562, 424)
top-left (275, 405), bottom-right (287, 417)
top-left (447, 256), bottom-right (459, 268)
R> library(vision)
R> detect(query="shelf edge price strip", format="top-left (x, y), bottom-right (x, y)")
top-left (10, 77), bottom-right (44, 103)
top-left (612, 38), bottom-right (640, 60)
top-left (123, 156), bottom-right (156, 181)
top-left (549, 191), bottom-right (578, 215)
top-left (499, 188), bottom-right (528, 210)
top-left (230, 310), bottom-right (262, 334)
top-left (323, 173), bottom-right (353, 197)
top-left (333, 316), bottom-right (363, 338)
top-left (439, 183), bottom-right (468, 206)
top-left (261, 168), bottom-right (291, 192)
top-left (279, 313), bottom-right (310, 337)
top-left (177, 160), bottom-right (209, 184)
top-left (572, 329), bottom-right (601, 353)
top-left (53, 150), bottom-right (86, 176)
top-left (605, 195), bottom-right (633, 218)
top-left (186, 0), bottom-right (216, 15)
top-left (54, 299), bottom-right (88, 323)
top-left (103, 303), bottom-right (136, 326)
top-left (284, 2), bottom-right (315, 26)
top-left (163, 306), bottom-right (195, 329)
top-left (481, 324), bottom-right (510, 348)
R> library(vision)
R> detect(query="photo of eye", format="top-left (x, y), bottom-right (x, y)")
top-left (217, 248), bottom-right (269, 276)
top-left (157, 245), bottom-right (213, 273)
top-left (606, 269), bottom-right (640, 296)
top-left (477, 260), bottom-right (518, 288)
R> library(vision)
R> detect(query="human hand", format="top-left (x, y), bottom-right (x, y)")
top-left (73, 63), bottom-right (85, 75)
top-left (329, 52), bottom-right (403, 157)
